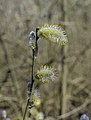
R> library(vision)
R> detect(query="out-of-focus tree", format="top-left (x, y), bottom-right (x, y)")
top-left (0, 0), bottom-right (91, 120)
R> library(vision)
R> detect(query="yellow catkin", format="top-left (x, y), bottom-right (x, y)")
top-left (38, 24), bottom-right (68, 45)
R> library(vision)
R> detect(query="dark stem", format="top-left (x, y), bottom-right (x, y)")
top-left (23, 27), bottom-right (40, 120)
top-left (23, 49), bottom-right (35, 120)
top-left (23, 98), bottom-right (30, 120)
top-left (35, 28), bottom-right (39, 56)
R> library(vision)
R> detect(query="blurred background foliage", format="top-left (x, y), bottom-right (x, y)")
top-left (0, 0), bottom-right (91, 120)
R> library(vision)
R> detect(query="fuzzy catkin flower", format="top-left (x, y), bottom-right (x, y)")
top-left (38, 24), bottom-right (68, 45)
top-left (30, 89), bottom-right (41, 107)
top-left (35, 66), bottom-right (57, 83)
top-left (80, 114), bottom-right (89, 120)
top-left (29, 31), bottom-right (36, 49)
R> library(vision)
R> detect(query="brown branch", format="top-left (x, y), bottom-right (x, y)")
top-left (57, 99), bottom-right (90, 120)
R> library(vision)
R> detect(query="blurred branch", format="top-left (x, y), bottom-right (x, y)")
top-left (43, 58), bottom-right (55, 66)
top-left (60, 21), bottom-right (74, 27)
top-left (74, 82), bottom-right (88, 95)
top-left (60, 0), bottom-right (69, 116)
top-left (0, 70), bottom-right (10, 89)
top-left (0, 95), bottom-right (21, 115)
top-left (0, 60), bottom-right (32, 75)
top-left (69, 77), bottom-right (84, 84)
top-left (58, 86), bottom-right (91, 119)
top-left (0, 95), bottom-right (17, 102)
top-left (0, 37), bottom-right (23, 115)
top-left (70, 80), bottom-right (90, 95)
top-left (69, 41), bottom-right (91, 71)
top-left (57, 99), bottom-right (90, 120)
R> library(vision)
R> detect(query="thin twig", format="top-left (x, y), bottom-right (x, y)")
top-left (23, 98), bottom-right (30, 120)
top-left (23, 49), bottom-right (35, 120)
top-left (23, 27), bottom-right (39, 120)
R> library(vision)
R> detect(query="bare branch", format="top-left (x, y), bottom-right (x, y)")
top-left (57, 99), bottom-right (90, 120)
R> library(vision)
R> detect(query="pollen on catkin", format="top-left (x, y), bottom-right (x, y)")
top-left (38, 24), bottom-right (68, 45)
top-left (35, 65), bottom-right (57, 83)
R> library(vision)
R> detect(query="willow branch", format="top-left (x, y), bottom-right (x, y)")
top-left (23, 49), bottom-right (35, 120)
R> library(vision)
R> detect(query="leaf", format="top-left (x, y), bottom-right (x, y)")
top-left (38, 24), bottom-right (68, 45)
top-left (35, 65), bottom-right (57, 83)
